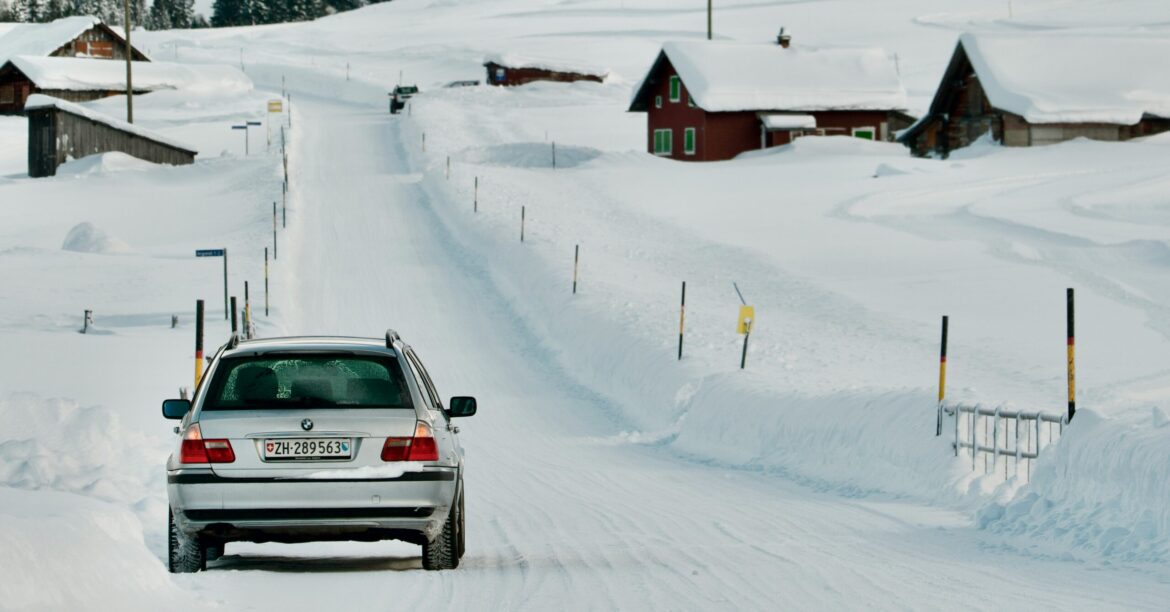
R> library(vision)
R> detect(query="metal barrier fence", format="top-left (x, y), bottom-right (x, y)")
top-left (941, 404), bottom-right (1067, 482)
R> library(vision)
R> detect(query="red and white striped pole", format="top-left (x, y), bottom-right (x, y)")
top-left (1067, 288), bottom-right (1076, 422)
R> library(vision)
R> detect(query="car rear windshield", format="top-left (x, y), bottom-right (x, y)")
top-left (202, 354), bottom-right (414, 410)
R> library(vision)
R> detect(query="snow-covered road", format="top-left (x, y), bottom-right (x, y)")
top-left (174, 97), bottom-right (1170, 610)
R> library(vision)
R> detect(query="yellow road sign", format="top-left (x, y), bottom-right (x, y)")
top-left (737, 305), bottom-right (755, 334)
top-left (268, 99), bottom-right (283, 113)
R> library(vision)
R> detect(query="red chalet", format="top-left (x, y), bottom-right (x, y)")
top-left (628, 40), bottom-right (911, 161)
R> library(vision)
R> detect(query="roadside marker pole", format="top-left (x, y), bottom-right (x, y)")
top-left (1067, 288), bottom-right (1076, 422)
top-left (521, 206), bottom-right (526, 242)
top-left (230, 296), bottom-right (238, 334)
top-left (264, 248), bottom-right (270, 317)
top-left (552, 142), bottom-right (557, 169)
top-left (678, 281), bottom-right (686, 360)
top-left (936, 315), bottom-right (948, 436)
top-left (194, 300), bottom-right (204, 388)
top-left (422, 132), bottom-right (426, 153)
top-left (223, 249), bottom-right (229, 320)
top-left (446, 156), bottom-right (450, 180)
top-left (572, 244), bottom-right (579, 294)
top-left (474, 176), bottom-right (478, 213)
top-left (244, 281), bottom-right (251, 339)
top-left (734, 283), bottom-right (752, 370)
top-left (282, 184), bottom-right (287, 228)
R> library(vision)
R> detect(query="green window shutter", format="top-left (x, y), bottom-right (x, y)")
top-left (684, 128), bottom-right (695, 154)
top-left (670, 76), bottom-right (680, 102)
top-left (654, 130), bottom-right (661, 153)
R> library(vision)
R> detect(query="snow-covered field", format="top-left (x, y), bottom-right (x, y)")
top-left (3, 0), bottom-right (1170, 608)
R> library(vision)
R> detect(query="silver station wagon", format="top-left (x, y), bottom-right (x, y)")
top-left (162, 330), bottom-right (476, 572)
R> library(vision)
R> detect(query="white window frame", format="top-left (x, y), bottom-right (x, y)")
top-left (851, 126), bottom-right (876, 140)
top-left (669, 76), bottom-right (681, 103)
top-left (683, 127), bottom-right (696, 155)
top-left (653, 128), bottom-right (673, 156)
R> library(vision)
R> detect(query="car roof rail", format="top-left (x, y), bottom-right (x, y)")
top-left (385, 329), bottom-right (401, 347)
top-left (228, 332), bottom-right (241, 349)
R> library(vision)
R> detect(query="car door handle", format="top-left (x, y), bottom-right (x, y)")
top-left (449, 425), bottom-right (460, 434)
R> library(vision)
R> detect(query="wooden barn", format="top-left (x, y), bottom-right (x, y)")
top-left (0, 16), bottom-right (151, 114)
top-left (900, 33), bottom-right (1170, 157)
top-left (25, 94), bottom-right (195, 178)
top-left (484, 54), bottom-right (607, 87)
top-left (628, 40), bottom-right (911, 162)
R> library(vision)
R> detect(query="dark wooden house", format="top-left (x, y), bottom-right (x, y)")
top-left (0, 16), bottom-right (150, 114)
top-left (26, 94), bottom-right (195, 178)
top-left (628, 41), bottom-right (911, 162)
top-left (900, 33), bottom-right (1170, 157)
top-left (484, 56), bottom-right (606, 87)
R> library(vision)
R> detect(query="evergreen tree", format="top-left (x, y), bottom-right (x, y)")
top-left (189, 11), bottom-right (207, 26)
top-left (147, 0), bottom-right (170, 29)
top-left (210, 0), bottom-right (243, 26)
top-left (43, 0), bottom-right (70, 19)
top-left (169, 0), bottom-right (193, 28)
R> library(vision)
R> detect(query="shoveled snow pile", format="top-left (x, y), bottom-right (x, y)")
top-left (60, 221), bottom-right (132, 254)
top-left (57, 152), bottom-right (158, 176)
top-left (0, 487), bottom-right (200, 611)
top-left (10, 56), bottom-right (253, 94)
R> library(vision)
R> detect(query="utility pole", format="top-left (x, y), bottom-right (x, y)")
top-left (123, 0), bottom-right (133, 123)
top-left (707, 0), bottom-right (713, 40)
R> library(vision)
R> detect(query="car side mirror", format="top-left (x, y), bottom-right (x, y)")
top-left (449, 396), bottom-right (477, 418)
top-left (162, 399), bottom-right (191, 420)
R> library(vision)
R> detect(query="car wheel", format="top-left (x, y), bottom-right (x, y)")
top-left (168, 508), bottom-right (206, 573)
top-left (457, 487), bottom-right (466, 560)
top-left (422, 498), bottom-right (459, 570)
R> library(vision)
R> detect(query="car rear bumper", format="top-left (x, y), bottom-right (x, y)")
top-left (168, 467), bottom-right (457, 543)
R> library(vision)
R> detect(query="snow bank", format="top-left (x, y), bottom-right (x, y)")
top-left (484, 52), bottom-right (609, 78)
top-left (979, 408), bottom-right (1170, 562)
top-left (456, 143), bottom-right (601, 169)
top-left (0, 487), bottom-right (199, 610)
top-left (61, 221), bottom-right (132, 254)
top-left (57, 151), bottom-right (157, 176)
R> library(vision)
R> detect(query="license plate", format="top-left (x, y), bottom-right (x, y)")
top-left (264, 438), bottom-right (352, 460)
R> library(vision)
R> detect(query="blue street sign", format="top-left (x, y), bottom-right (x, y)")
top-left (196, 249), bottom-right (225, 257)
top-left (231, 125), bottom-right (247, 130)
top-left (246, 121), bottom-right (262, 126)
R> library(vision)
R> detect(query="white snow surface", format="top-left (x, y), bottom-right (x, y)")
top-left (0, 16), bottom-right (102, 62)
top-left (1, 0), bottom-right (1170, 609)
top-left (642, 40), bottom-right (907, 112)
top-left (10, 55), bottom-right (252, 94)
top-left (61, 221), bottom-right (132, 254)
top-left (960, 31), bottom-right (1170, 124)
top-left (25, 94), bottom-right (198, 153)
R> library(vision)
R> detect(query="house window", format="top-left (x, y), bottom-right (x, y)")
top-left (669, 76), bottom-right (681, 102)
top-left (687, 95), bottom-right (695, 108)
top-left (653, 129), bottom-right (673, 155)
top-left (655, 95), bottom-right (662, 109)
top-left (852, 127), bottom-right (875, 140)
top-left (684, 128), bottom-right (696, 155)
top-left (495, 68), bottom-right (505, 82)
top-left (0, 85), bottom-right (13, 104)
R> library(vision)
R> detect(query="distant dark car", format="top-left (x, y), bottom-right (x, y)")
top-left (444, 80), bottom-right (480, 88)
top-left (389, 85), bottom-right (419, 114)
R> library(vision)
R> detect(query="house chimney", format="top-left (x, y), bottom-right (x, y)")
top-left (777, 27), bottom-right (792, 48)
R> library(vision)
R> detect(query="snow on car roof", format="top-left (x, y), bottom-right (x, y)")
top-left (637, 41), bottom-right (906, 113)
top-left (8, 56), bottom-right (253, 93)
top-left (958, 32), bottom-right (1170, 125)
top-left (24, 94), bottom-right (197, 153)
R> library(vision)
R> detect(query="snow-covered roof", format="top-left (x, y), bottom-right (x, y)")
top-left (24, 94), bottom-right (196, 153)
top-left (483, 53), bottom-right (609, 78)
top-left (631, 41), bottom-right (907, 113)
top-left (0, 16), bottom-right (102, 62)
top-left (957, 32), bottom-right (1170, 124)
top-left (759, 113), bottom-right (817, 130)
top-left (7, 56), bottom-right (252, 93)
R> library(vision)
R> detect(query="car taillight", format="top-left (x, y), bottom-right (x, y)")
top-left (179, 423), bottom-right (235, 464)
top-left (381, 421), bottom-right (439, 462)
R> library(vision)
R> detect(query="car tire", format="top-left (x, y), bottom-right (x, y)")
top-left (168, 508), bottom-right (206, 573)
top-left (422, 497), bottom-right (460, 570)
top-left (457, 487), bottom-right (466, 560)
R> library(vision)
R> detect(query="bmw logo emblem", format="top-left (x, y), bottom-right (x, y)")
top-left (301, 418), bottom-right (313, 431)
